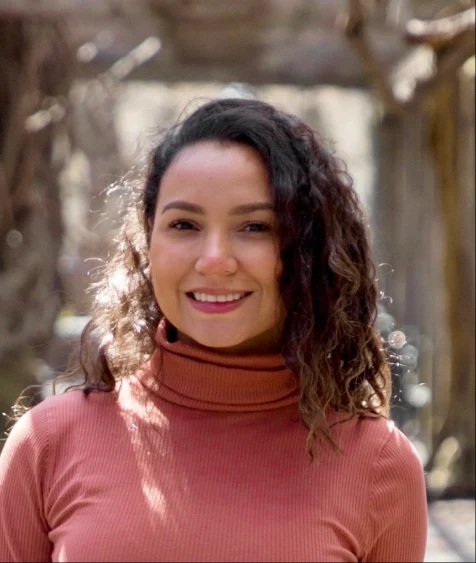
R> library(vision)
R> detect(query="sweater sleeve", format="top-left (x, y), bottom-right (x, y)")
top-left (364, 424), bottom-right (428, 563)
top-left (0, 405), bottom-right (53, 562)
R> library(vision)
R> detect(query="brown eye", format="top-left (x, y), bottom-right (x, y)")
top-left (169, 220), bottom-right (197, 230)
top-left (242, 222), bottom-right (271, 233)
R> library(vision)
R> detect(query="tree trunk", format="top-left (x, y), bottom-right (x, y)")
top-left (372, 108), bottom-right (444, 451)
top-left (0, 17), bottom-right (73, 445)
top-left (426, 67), bottom-right (475, 496)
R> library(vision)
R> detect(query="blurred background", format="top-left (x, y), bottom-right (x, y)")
top-left (0, 0), bottom-right (474, 553)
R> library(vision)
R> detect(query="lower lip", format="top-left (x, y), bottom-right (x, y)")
top-left (187, 294), bottom-right (249, 314)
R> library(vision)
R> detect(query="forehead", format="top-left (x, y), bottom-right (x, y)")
top-left (157, 141), bottom-right (272, 206)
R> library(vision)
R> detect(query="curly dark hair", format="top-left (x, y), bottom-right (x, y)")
top-left (67, 97), bottom-right (390, 456)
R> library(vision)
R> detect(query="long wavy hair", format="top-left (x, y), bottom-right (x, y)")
top-left (53, 98), bottom-right (391, 455)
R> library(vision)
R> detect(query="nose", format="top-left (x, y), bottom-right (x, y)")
top-left (195, 233), bottom-right (238, 276)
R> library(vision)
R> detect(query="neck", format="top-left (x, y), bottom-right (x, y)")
top-left (135, 319), bottom-right (299, 413)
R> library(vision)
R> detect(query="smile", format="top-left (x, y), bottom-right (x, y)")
top-left (192, 292), bottom-right (245, 303)
top-left (186, 291), bottom-right (252, 314)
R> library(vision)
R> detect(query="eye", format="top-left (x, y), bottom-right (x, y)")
top-left (242, 222), bottom-right (272, 233)
top-left (169, 219), bottom-right (197, 231)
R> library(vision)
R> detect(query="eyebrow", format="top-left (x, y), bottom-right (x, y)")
top-left (161, 200), bottom-right (274, 215)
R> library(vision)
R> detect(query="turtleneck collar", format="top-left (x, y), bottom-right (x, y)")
top-left (136, 320), bottom-right (300, 412)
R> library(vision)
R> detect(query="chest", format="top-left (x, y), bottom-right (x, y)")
top-left (45, 412), bottom-right (367, 562)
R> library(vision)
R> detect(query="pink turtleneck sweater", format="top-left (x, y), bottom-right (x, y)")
top-left (0, 324), bottom-right (428, 562)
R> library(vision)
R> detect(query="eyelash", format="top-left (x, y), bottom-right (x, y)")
top-left (169, 220), bottom-right (196, 231)
top-left (168, 220), bottom-right (272, 233)
top-left (241, 222), bottom-right (271, 233)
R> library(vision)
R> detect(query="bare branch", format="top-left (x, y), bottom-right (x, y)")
top-left (406, 7), bottom-right (475, 49)
top-left (0, 29), bottom-right (48, 187)
top-left (25, 100), bottom-right (67, 133)
top-left (101, 36), bottom-right (161, 83)
top-left (404, 31), bottom-right (475, 111)
top-left (0, 0), bottom-right (147, 19)
top-left (345, 0), bottom-right (476, 114)
top-left (0, 163), bottom-right (14, 235)
top-left (344, 0), bottom-right (404, 115)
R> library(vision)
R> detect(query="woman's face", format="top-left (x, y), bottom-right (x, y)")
top-left (149, 140), bottom-right (285, 354)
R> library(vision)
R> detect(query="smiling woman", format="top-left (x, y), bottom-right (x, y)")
top-left (149, 141), bottom-right (284, 354)
top-left (0, 98), bottom-right (428, 563)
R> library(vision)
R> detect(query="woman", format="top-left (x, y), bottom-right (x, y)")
top-left (0, 98), bottom-right (428, 562)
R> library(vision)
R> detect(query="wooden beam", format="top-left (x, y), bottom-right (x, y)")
top-left (75, 57), bottom-right (376, 88)
top-left (0, 0), bottom-right (147, 19)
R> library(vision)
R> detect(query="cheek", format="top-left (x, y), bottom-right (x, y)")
top-left (274, 255), bottom-right (283, 281)
top-left (149, 241), bottom-right (188, 298)
top-left (242, 241), bottom-right (280, 274)
top-left (155, 247), bottom-right (181, 266)
top-left (150, 237), bottom-right (185, 268)
top-left (250, 247), bottom-right (282, 295)
top-left (269, 245), bottom-right (283, 285)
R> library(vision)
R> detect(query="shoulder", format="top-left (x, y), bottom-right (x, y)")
top-left (28, 386), bottom-right (116, 420)
top-left (1, 388), bottom-right (127, 491)
top-left (327, 412), bottom-right (425, 491)
top-left (340, 415), bottom-right (426, 501)
top-left (43, 386), bottom-right (118, 418)
top-left (4, 388), bottom-right (119, 454)
top-left (355, 418), bottom-right (428, 558)
top-left (331, 412), bottom-right (421, 463)
top-left (358, 415), bottom-right (424, 476)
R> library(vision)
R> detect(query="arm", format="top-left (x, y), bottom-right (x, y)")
top-left (0, 407), bottom-right (53, 562)
top-left (364, 424), bottom-right (428, 562)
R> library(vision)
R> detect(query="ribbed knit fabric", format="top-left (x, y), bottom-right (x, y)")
top-left (0, 322), bottom-right (428, 562)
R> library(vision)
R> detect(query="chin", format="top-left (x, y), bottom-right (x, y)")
top-left (176, 326), bottom-right (259, 354)
top-left (195, 334), bottom-right (248, 353)
top-left (187, 329), bottom-right (280, 355)
top-left (174, 318), bottom-right (282, 354)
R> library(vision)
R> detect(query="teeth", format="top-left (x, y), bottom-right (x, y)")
top-left (193, 292), bottom-right (244, 303)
